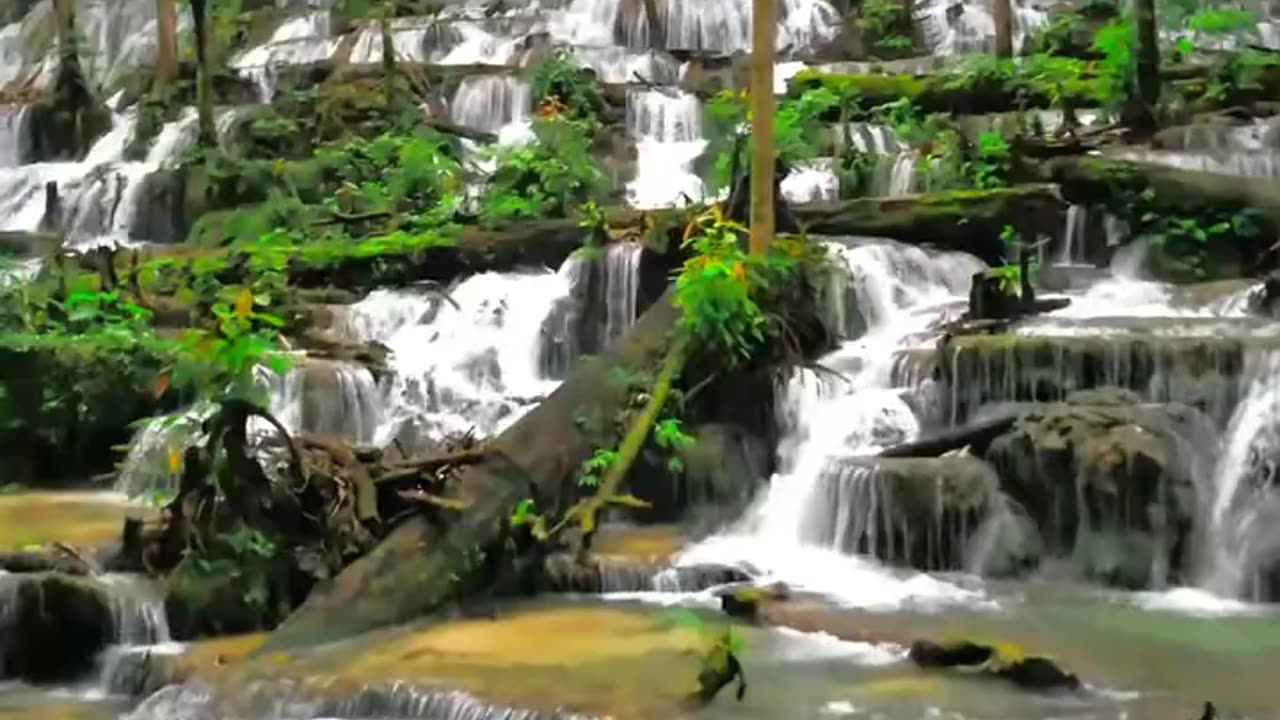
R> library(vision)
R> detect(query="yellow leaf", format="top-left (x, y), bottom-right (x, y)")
top-left (234, 288), bottom-right (253, 320)
top-left (168, 448), bottom-right (183, 474)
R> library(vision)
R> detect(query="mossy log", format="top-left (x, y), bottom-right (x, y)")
top-left (261, 292), bottom-right (681, 651)
top-left (793, 186), bottom-right (1061, 267)
top-left (1043, 155), bottom-right (1280, 221)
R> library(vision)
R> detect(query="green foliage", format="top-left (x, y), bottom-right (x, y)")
top-left (1029, 13), bottom-right (1087, 55)
top-left (704, 88), bottom-right (840, 194)
top-left (529, 49), bottom-right (604, 125)
top-left (576, 447), bottom-right (618, 488)
top-left (1093, 18), bottom-right (1134, 113)
top-left (479, 116), bottom-right (606, 224)
top-left (1187, 8), bottom-right (1257, 37)
top-left (856, 0), bottom-right (914, 57)
top-left (967, 132), bottom-right (1013, 190)
top-left (168, 288), bottom-right (290, 404)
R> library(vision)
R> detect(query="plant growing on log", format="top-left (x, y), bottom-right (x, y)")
top-left (479, 116), bottom-right (605, 224)
top-left (529, 50), bottom-right (605, 127)
top-left (856, 0), bottom-right (913, 57)
top-left (967, 132), bottom-right (1013, 190)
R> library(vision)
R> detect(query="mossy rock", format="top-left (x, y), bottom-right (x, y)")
top-left (0, 573), bottom-right (115, 682)
top-left (165, 556), bottom-right (305, 641)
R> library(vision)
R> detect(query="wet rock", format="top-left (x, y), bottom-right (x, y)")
top-left (808, 456), bottom-right (996, 571)
top-left (541, 553), bottom-right (749, 594)
top-left (985, 399), bottom-right (1211, 588)
top-left (909, 640), bottom-right (1081, 692)
top-left (0, 573), bottom-right (115, 682)
top-left (164, 556), bottom-right (302, 641)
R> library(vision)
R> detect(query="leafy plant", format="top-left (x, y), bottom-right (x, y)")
top-left (479, 116), bottom-right (606, 224)
top-left (967, 132), bottom-right (1013, 190)
top-left (529, 49), bottom-right (605, 125)
top-left (168, 288), bottom-right (290, 404)
top-left (1093, 18), bottom-right (1135, 113)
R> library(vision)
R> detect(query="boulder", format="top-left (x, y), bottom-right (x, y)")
top-left (0, 573), bottom-right (115, 682)
top-left (984, 398), bottom-right (1212, 588)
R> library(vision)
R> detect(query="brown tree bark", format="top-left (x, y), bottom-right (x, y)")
top-left (190, 0), bottom-right (217, 146)
top-left (993, 0), bottom-right (1014, 59)
top-left (749, 0), bottom-right (776, 255)
top-left (1133, 0), bottom-right (1160, 136)
top-left (154, 0), bottom-right (179, 89)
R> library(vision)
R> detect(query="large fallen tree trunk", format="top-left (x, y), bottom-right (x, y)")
top-left (261, 292), bottom-right (681, 651)
top-left (793, 186), bottom-right (1061, 267)
top-left (1042, 155), bottom-right (1280, 221)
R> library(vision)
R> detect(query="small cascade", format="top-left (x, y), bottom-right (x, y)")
top-left (678, 241), bottom-right (988, 607)
top-left (0, 108), bottom-right (197, 247)
top-left (916, 0), bottom-right (1050, 56)
top-left (1058, 203), bottom-right (1088, 265)
top-left (337, 272), bottom-right (572, 443)
top-left (232, 12), bottom-right (340, 102)
top-left (114, 403), bottom-right (213, 498)
top-left (0, 104), bottom-right (29, 167)
top-left (541, 243), bottom-right (646, 378)
top-left (450, 74), bottom-right (532, 135)
top-left (125, 680), bottom-right (594, 720)
top-left (562, 0), bottom-right (841, 56)
top-left (350, 16), bottom-right (527, 67)
top-left (624, 89), bottom-right (707, 209)
top-left (1109, 147), bottom-right (1280, 180)
top-left (98, 574), bottom-right (171, 647)
top-left (265, 359), bottom-right (384, 447)
top-left (781, 158), bottom-right (839, 204)
top-left (1200, 350), bottom-right (1280, 601)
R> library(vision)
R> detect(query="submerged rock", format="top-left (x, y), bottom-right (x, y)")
top-left (908, 639), bottom-right (1081, 693)
top-left (0, 572), bottom-right (115, 682)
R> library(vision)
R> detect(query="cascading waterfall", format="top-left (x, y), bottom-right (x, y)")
top-left (336, 271), bottom-right (573, 443)
top-left (451, 74), bottom-right (532, 135)
top-left (1109, 147), bottom-right (1280, 180)
top-left (915, 0), bottom-right (1050, 56)
top-left (232, 12), bottom-right (340, 102)
top-left (0, 105), bottom-right (29, 168)
top-left (1058, 203), bottom-right (1088, 265)
top-left (625, 89), bottom-right (707, 209)
top-left (678, 241), bottom-right (988, 607)
top-left (1200, 350), bottom-right (1280, 601)
top-left (266, 360), bottom-right (384, 447)
top-left (0, 108), bottom-right (197, 247)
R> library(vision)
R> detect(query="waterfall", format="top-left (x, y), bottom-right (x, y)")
top-left (1200, 350), bottom-right (1280, 601)
top-left (1109, 147), bottom-right (1280, 180)
top-left (546, 242), bottom-right (646, 376)
top-left (265, 360), bottom-right (384, 447)
top-left (781, 158), bottom-right (839, 204)
top-left (339, 271), bottom-right (573, 443)
top-left (916, 0), bottom-right (1050, 56)
top-left (349, 17), bottom-right (527, 67)
top-left (232, 12), bottom-right (340, 102)
top-left (0, 105), bottom-right (29, 168)
top-left (0, 108), bottom-right (196, 247)
top-left (450, 75), bottom-right (532, 135)
top-left (561, 0), bottom-right (841, 56)
top-left (624, 89), bottom-right (707, 209)
top-left (678, 241), bottom-right (988, 607)
top-left (114, 403), bottom-right (213, 498)
top-left (1058, 203), bottom-right (1088, 265)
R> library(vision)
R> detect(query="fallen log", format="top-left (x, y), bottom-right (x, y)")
top-left (261, 291), bottom-right (681, 651)
top-left (793, 186), bottom-right (1062, 267)
top-left (878, 411), bottom-right (1020, 458)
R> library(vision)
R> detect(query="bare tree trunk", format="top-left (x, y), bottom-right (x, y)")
top-left (154, 0), bottom-right (179, 89)
top-left (749, 0), bottom-right (776, 255)
top-left (190, 0), bottom-right (217, 146)
top-left (1133, 0), bottom-right (1160, 136)
top-left (381, 1), bottom-right (397, 110)
top-left (994, 0), bottom-right (1013, 59)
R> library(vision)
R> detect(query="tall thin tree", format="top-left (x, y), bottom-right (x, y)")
top-left (1133, 0), bottom-right (1160, 135)
top-left (993, 0), bottom-right (1013, 59)
top-left (749, 0), bottom-right (775, 255)
top-left (191, 0), bottom-right (217, 146)
top-left (381, 0), bottom-right (397, 109)
top-left (155, 0), bottom-right (179, 90)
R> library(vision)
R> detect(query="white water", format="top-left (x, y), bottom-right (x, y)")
top-left (334, 271), bottom-right (573, 443)
top-left (451, 74), bottom-right (532, 135)
top-left (916, 0), bottom-right (1050, 56)
top-left (0, 108), bottom-right (197, 248)
top-left (232, 11), bottom-right (340, 102)
top-left (678, 241), bottom-right (989, 609)
top-left (625, 89), bottom-right (707, 209)
top-left (0, 105), bottom-right (29, 168)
